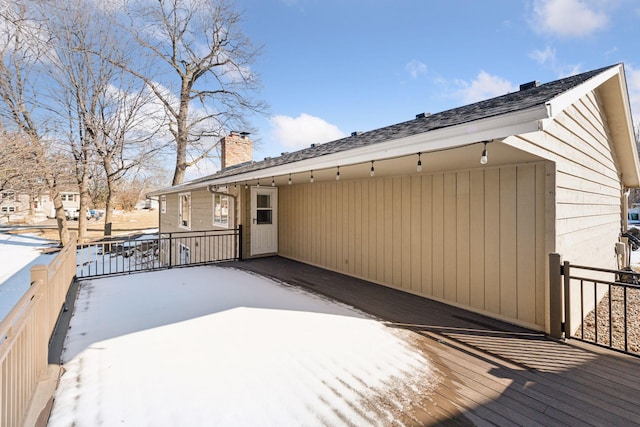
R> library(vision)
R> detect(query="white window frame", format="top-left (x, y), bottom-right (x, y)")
top-left (1, 206), bottom-right (16, 213)
top-left (213, 193), bottom-right (229, 228)
top-left (161, 195), bottom-right (166, 214)
top-left (178, 192), bottom-right (191, 230)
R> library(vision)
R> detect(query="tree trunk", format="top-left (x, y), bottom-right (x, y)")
top-left (49, 187), bottom-right (70, 245)
top-left (103, 161), bottom-right (115, 236)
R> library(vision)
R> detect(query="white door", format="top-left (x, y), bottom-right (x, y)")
top-left (250, 187), bottom-right (278, 256)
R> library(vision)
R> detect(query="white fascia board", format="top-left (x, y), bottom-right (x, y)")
top-left (545, 65), bottom-right (620, 118)
top-left (157, 105), bottom-right (547, 191)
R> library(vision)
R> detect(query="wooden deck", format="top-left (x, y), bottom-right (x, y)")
top-left (232, 256), bottom-right (640, 426)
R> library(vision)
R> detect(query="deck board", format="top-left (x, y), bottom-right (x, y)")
top-left (233, 256), bottom-right (640, 426)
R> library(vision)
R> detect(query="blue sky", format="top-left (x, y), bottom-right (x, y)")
top-left (192, 0), bottom-right (640, 175)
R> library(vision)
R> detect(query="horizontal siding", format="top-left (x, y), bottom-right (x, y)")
top-left (278, 163), bottom-right (547, 329)
top-left (159, 188), bottom-right (239, 233)
top-left (507, 90), bottom-right (622, 271)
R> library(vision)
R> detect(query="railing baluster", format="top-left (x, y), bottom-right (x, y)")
top-left (580, 279), bottom-right (584, 339)
top-left (609, 283), bottom-right (612, 347)
top-left (594, 281), bottom-right (598, 344)
top-left (624, 286), bottom-right (628, 353)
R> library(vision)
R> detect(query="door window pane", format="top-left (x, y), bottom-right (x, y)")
top-left (257, 194), bottom-right (271, 209)
top-left (256, 209), bottom-right (272, 224)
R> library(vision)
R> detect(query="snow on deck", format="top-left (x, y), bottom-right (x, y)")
top-left (48, 266), bottom-right (440, 426)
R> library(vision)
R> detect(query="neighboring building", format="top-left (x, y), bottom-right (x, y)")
top-left (148, 64), bottom-right (640, 335)
top-left (0, 190), bottom-right (81, 221)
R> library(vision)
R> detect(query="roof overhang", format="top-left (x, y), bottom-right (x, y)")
top-left (148, 105), bottom-right (548, 196)
top-left (546, 64), bottom-right (640, 188)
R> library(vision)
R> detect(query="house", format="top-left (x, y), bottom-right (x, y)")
top-left (0, 189), bottom-right (81, 221)
top-left (148, 63), bottom-right (640, 335)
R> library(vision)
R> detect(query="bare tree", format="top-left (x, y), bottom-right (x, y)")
top-left (95, 72), bottom-right (169, 235)
top-left (0, 2), bottom-right (71, 243)
top-left (41, 0), bottom-right (132, 241)
top-left (114, 0), bottom-right (267, 184)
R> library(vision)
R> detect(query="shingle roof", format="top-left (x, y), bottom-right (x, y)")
top-left (189, 64), bottom-right (616, 185)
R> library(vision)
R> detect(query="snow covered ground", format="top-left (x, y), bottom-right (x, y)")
top-left (47, 266), bottom-right (440, 426)
top-left (0, 231), bottom-right (58, 319)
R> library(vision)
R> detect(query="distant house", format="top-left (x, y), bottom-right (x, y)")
top-left (0, 189), bottom-right (80, 220)
top-left (148, 64), bottom-right (640, 335)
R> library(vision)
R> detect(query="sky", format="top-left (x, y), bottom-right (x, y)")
top-left (183, 0), bottom-right (640, 177)
top-left (47, 266), bottom-right (439, 426)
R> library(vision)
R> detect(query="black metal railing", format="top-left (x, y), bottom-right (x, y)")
top-left (76, 226), bottom-right (242, 279)
top-left (555, 257), bottom-right (640, 357)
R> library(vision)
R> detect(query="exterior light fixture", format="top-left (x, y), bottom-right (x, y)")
top-left (310, 170), bottom-right (314, 183)
top-left (271, 177), bottom-right (275, 187)
top-left (288, 173), bottom-right (292, 185)
top-left (336, 166), bottom-right (340, 181)
top-left (480, 142), bottom-right (488, 165)
top-left (370, 160), bottom-right (375, 177)
top-left (257, 180), bottom-right (260, 187)
top-left (244, 182), bottom-right (248, 189)
top-left (417, 152), bottom-right (422, 172)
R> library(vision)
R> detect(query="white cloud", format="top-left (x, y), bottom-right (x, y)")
top-left (531, 0), bottom-right (609, 38)
top-left (456, 71), bottom-right (517, 104)
top-left (529, 46), bottom-right (556, 65)
top-left (270, 113), bottom-right (346, 150)
top-left (405, 60), bottom-right (427, 79)
top-left (625, 65), bottom-right (640, 130)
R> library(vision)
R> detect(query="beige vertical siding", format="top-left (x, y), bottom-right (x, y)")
top-left (278, 163), bottom-right (548, 329)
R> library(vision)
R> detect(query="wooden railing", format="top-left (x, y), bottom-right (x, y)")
top-left (0, 235), bottom-right (77, 427)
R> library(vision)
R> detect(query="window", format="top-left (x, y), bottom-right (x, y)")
top-left (1, 191), bottom-right (15, 201)
top-left (1, 206), bottom-right (16, 213)
top-left (213, 194), bottom-right (229, 227)
top-left (161, 195), bottom-right (166, 214)
top-left (256, 194), bottom-right (272, 224)
top-left (61, 194), bottom-right (75, 202)
top-left (178, 192), bottom-right (191, 229)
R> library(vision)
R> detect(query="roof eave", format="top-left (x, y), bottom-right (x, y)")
top-left (149, 106), bottom-right (548, 193)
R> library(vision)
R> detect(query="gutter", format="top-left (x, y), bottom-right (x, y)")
top-left (148, 105), bottom-right (547, 195)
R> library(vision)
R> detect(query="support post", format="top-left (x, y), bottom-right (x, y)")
top-left (563, 260), bottom-right (572, 338)
top-left (237, 225), bottom-right (243, 261)
top-left (549, 253), bottom-right (564, 339)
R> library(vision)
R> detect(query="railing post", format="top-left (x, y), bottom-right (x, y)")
top-left (549, 253), bottom-right (564, 339)
top-left (237, 225), bottom-right (243, 261)
top-left (563, 260), bottom-right (571, 338)
top-left (168, 232), bottom-right (173, 269)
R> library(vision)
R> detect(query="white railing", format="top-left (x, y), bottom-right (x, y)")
top-left (0, 235), bottom-right (77, 427)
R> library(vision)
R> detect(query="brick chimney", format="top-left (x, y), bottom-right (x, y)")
top-left (220, 131), bottom-right (252, 170)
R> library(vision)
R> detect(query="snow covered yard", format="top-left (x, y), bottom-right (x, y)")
top-left (48, 266), bottom-right (440, 426)
top-left (0, 231), bottom-right (58, 319)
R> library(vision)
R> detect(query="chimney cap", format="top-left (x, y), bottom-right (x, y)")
top-left (415, 112), bottom-right (431, 119)
top-left (230, 131), bottom-right (251, 137)
top-left (351, 131), bottom-right (362, 137)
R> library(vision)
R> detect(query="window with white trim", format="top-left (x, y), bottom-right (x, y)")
top-left (61, 194), bottom-right (75, 202)
top-left (161, 195), bottom-right (166, 214)
top-left (1, 206), bottom-right (16, 213)
top-left (178, 192), bottom-right (191, 229)
top-left (213, 194), bottom-right (229, 227)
